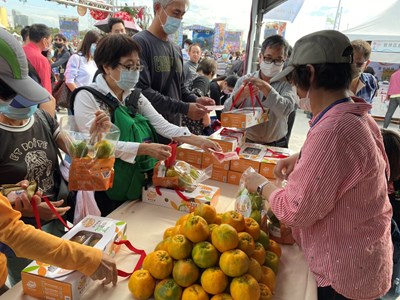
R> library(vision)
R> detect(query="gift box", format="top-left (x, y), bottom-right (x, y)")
top-left (176, 143), bottom-right (204, 166)
top-left (208, 127), bottom-right (246, 152)
top-left (227, 170), bottom-right (242, 185)
top-left (221, 108), bottom-right (269, 129)
top-left (202, 152), bottom-right (230, 171)
top-left (142, 184), bottom-right (220, 213)
top-left (210, 168), bottom-right (228, 183)
top-left (230, 158), bottom-right (261, 173)
top-left (239, 143), bottom-right (268, 161)
top-left (21, 216), bottom-right (127, 300)
top-left (259, 147), bottom-right (291, 179)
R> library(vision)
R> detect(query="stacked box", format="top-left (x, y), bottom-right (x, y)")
top-left (176, 144), bottom-right (204, 166)
top-left (142, 184), bottom-right (220, 213)
top-left (227, 171), bottom-right (242, 185)
top-left (208, 127), bottom-right (246, 152)
top-left (202, 152), bottom-right (230, 171)
top-left (21, 216), bottom-right (127, 300)
top-left (260, 146), bottom-right (292, 179)
top-left (210, 168), bottom-right (228, 183)
top-left (221, 108), bottom-right (269, 129)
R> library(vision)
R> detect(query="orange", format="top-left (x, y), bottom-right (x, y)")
top-left (155, 237), bottom-right (171, 251)
top-left (176, 213), bottom-right (192, 226)
top-left (210, 294), bottom-right (233, 300)
top-left (252, 242), bottom-right (266, 265)
top-left (194, 203), bottom-right (217, 224)
top-left (183, 214), bottom-right (210, 243)
top-left (163, 226), bottom-right (175, 239)
top-left (244, 217), bottom-right (261, 240)
top-left (259, 266), bottom-right (276, 293)
top-left (237, 232), bottom-right (255, 256)
top-left (221, 210), bottom-right (245, 232)
top-left (264, 251), bottom-right (279, 274)
top-left (230, 274), bottom-right (260, 300)
top-left (219, 249), bottom-right (249, 277)
top-left (128, 269), bottom-right (155, 300)
top-left (154, 278), bottom-right (182, 300)
top-left (257, 230), bottom-right (270, 250)
top-left (259, 283), bottom-right (273, 300)
top-left (172, 259), bottom-right (200, 288)
top-left (211, 223), bottom-right (239, 253)
top-left (182, 284), bottom-right (209, 300)
top-left (268, 239), bottom-right (282, 258)
top-left (247, 258), bottom-right (262, 282)
top-left (168, 234), bottom-right (193, 260)
top-left (208, 223), bottom-right (219, 242)
top-left (142, 250), bottom-right (173, 280)
top-left (200, 267), bottom-right (229, 295)
top-left (214, 213), bottom-right (223, 225)
top-left (192, 241), bottom-right (219, 269)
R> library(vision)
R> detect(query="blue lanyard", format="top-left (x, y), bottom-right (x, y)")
top-left (310, 98), bottom-right (351, 128)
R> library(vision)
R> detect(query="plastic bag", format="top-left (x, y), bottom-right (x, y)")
top-left (60, 116), bottom-right (120, 191)
top-left (234, 167), bottom-right (266, 227)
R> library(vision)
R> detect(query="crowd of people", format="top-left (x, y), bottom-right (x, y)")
top-left (0, 0), bottom-right (399, 299)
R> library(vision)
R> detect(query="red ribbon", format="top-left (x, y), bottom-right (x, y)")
top-left (31, 196), bottom-right (71, 231)
top-left (220, 128), bottom-right (245, 142)
top-left (229, 82), bottom-right (265, 113)
top-left (115, 240), bottom-right (147, 277)
top-left (165, 141), bottom-right (178, 168)
top-left (266, 148), bottom-right (289, 159)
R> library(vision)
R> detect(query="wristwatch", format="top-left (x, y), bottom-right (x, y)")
top-left (257, 180), bottom-right (269, 196)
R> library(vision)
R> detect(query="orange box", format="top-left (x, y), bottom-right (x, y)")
top-left (227, 170), bottom-right (242, 185)
top-left (202, 152), bottom-right (230, 171)
top-left (211, 168), bottom-right (228, 182)
top-left (221, 108), bottom-right (269, 129)
top-left (230, 158), bottom-right (260, 173)
top-left (176, 144), bottom-right (204, 165)
top-left (260, 159), bottom-right (278, 179)
top-left (208, 127), bottom-right (246, 152)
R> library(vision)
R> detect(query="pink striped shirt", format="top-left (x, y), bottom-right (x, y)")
top-left (387, 69), bottom-right (400, 97)
top-left (270, 97), bottom-right (393, 299)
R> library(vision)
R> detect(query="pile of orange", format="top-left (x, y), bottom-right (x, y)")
top-left (128, 204), bottom-right (282, 300)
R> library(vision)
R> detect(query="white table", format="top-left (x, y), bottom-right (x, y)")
top-left (1, 181), bottom-right (317, 300)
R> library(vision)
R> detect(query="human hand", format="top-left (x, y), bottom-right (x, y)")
top-left (243, 77), bottom-right (271, 96)
top-left (244, 172), bottom-right (269, 194)
top-left (196, 97), bottom-right (215, 106)
top-left (274, 153), bottom-right (299, 180)
top-left (199, 138), bottom-right (222, 152)
top-left (232, 84), bottom-right (260, 108)
top-left (89, 111), bottom-right (112, 144)
top-left (90, 252), bottom-right (117, 285)
top-left (15, 198), bottom-right (70, 221)
top-left (139, 143), bottom-right (171, 160)
top-left (187, 103), bottom-right (208, 121)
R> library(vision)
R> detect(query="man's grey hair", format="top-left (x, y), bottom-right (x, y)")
top-left (153, 0), bottom-right (189, 7)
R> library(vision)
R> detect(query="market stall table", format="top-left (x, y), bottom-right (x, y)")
top-left (1, 181), bottom-right (317, 300)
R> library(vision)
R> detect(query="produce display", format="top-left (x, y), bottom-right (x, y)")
top-left (128, 204), bottom-right (281, 300)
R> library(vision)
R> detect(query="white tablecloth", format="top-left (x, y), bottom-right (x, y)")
top-left (1, 181), bottom-right (317, 300)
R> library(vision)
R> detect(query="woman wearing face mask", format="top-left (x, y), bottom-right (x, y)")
top-left (73, 34), bottom-right (221, 216)
top-left (64, 30), bottom-right (100, 93)
top-left (223, 35), bottom-right (296, 148)
top-left (244, 30), bottom-right (393, 300)
top-left (209, 75), bottom-right (238, 121)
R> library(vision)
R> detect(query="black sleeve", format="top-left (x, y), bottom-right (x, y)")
top-left (209, 82), bottom-right (222, 105)
top-left (51, 51), bottom-right (71, 68)
top-left (190, 76), bottom-right (210, 97)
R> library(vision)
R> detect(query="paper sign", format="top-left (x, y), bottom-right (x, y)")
top-left (205, 105), bottom-right (225, 111)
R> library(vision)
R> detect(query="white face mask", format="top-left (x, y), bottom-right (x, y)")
top-left (111, 69), bottom-right (140, 91)
top-left (296, 89), bottom-right (312, 112)
top-left (259, 61), bottom-right (283, 77)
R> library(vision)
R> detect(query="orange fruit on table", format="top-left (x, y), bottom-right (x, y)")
top-left (244, 217), bottom-right (261, 240)
top-left (214, 213), bottom-right (223, 225)
top-left (264, 250), bottom-right (280, 274)
top-left (172, 259), bottom-right (200, 288)
top-left (128, 269), bottom-right (155, 300)
top-left (259, 283), bottom-right (273, 300)
top-left (194, 203), bottom-right (217, 224)
top-left (221, 210), bottom-right (245, 232)
top-left (230, 274), bottom-right (260, 300)
top-left (252, 242), bottom-right (266, 265)
top-left (176, 212), bottom-right (192, 226)
top-left (210, 294), bottom-right (233, 300)
top-left (182, 284), bottom-right (209, 300)
top-left (163, 226), bottom-right (175, 239)
top-left (192, 241), bottom-right (219, 269)
top-left (201, 267), bottom-right (229, 295)
top-left (183, 214), bottom-right (210, 243)
top-left (154, 278), bottom-right (182, 300)
top-left (247, 257), bottom-right (262, 282)
top-left (168, 234), bottom-right (193, 260)
top-left (237, 231), bottom-right (255, 256)
top-left (259, 266), bottom-right (276, 293)
top-left (219, 249), bottom-right (250, 277)
top-left (268, 239), bottom-right (282, 258)
top-left (211, 223), bottom-right (239, 253)
top-left (142, 250), bottom-right (173, 280)
top-left (257, 229), bottom-right (270, 250)
top-left (208, 223), bottom-right (219, 241)
top-left (155, 237), bottom-right (171, 251)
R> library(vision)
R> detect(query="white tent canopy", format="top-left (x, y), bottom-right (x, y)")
top-left (342, 0), bottom-right (400, 63)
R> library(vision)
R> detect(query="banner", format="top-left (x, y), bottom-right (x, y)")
top-left (59, 16), bottom-right (79, 42)
top-left (264, 22), bottom-right (287, 39)
top-left (263, 0), bottom-right (304, 22)
top-left (213, 23), bottom-right (226, 54)
top-left (372, 41), bottom-right (400, 53)
top-left (224, 31), bottom-right (242, 52)
top-left (193, 30), bottom-right (214, 51)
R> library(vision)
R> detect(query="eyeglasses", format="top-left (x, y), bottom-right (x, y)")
top-left (262, 57), bottom-right (285, 66)
top-left (118, 63), bottom-right (144, 72)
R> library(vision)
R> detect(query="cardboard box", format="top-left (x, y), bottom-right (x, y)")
top-left (239, 143), bottom-right (268, 161)
top-left (202, 152), bottom-right (230, 171)
top-left (142, 184), bottom-right (220, 213)
top-left (260, 147), bottom-right (292, 179)
top-left (221, 108), bottom-right (269, 129)
top-left (208, 127), bottom-right (246, 152)
top-left (230, 158), bottom-right (261, 173)
top-left (227, 170), bottom-right (242, 185)
top-left (210, 168), bottom-right (228, 183)
top-left (22, 216), bottom-right (127, 300)
top-left (176, 144), bottom-right (204, 165)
